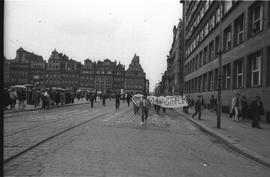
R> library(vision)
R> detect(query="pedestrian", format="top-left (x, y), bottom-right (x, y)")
top-left (21, 89), bottom-right (27, 110)
top-left (192, 95), bottom-right (203, 120)
top-left (140, 93), bottom-right (151, 125)
top-left (231, 93), bottom-right (241, 122)
top-left (32, 88), bottom-right (38, 108)
top-left (126, 92), bottom-right (131, 107)
top-left (60, 91), bottom-right (65, 105)
top-left (55, 91), bottom-right (60, 106)
top-left (36, 89), bottom-right (41, 106)
top-left (102, 94), bottom-right (106, 106)
top-left (71, 91), bottom-right (75, 103)
top-left (90, 93), bottom-right (95, 108)
top-left (250, 96), bottom-right (264, 129)
top-left (210, 95), bottom-right (215, 112)
top-left (9, 88), bottom-right (17, 110)
top-left (115, 92), bottom-right (120, 110)
top-left (241, 96), bottom-right (248, 120)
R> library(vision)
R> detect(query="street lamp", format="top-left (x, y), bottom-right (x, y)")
top-left (217, 0), bottom-right (223, 129)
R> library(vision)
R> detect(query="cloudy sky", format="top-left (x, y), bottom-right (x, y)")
top-left (4, 0), bottom-right (182, 91)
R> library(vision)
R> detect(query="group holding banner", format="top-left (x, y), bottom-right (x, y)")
top-left (132, 94), bottom-right (188, 108)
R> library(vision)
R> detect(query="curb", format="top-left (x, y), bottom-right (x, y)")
top-left (4, 101), bottom-right (91, 114)
top-left (174, 109), bottom-right (270, 169)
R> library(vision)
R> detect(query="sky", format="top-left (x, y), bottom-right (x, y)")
top-left (4, 0), bottom-right (182, 92)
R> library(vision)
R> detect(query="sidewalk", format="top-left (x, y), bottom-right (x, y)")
top-left (175, 107), bottom-right (270, 168)
top-left (4, 98), bottom-right (91, 114)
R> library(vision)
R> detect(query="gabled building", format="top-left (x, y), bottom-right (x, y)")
top-left (124, 54), bottom-right (146, 94)
top-left (9, 47), bottom-right (46, 86)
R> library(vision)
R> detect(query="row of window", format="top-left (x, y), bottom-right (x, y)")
top-left (184, 50), bottom-right (263, 93)
top-left (10, 78), bottom-right (28, 82)
top-left (186, 1), bottom-right (263, 58)
top-left (126, 85), bottom-right (143, 89)
top-left (186, 0), bottom-right (215, 41)
top-left (185, 1), bottom-right (265, 76)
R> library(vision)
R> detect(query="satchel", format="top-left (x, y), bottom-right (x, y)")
top-left (229, 109), bottom-right (235, 118)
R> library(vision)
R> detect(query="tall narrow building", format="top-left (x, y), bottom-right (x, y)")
top-left (124, 54), bottom-right (146, 94)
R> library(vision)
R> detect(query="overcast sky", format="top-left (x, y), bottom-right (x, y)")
top-left (4, 0), bottom-right (182, 92)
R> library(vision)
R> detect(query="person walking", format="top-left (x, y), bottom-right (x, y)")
top-left (9, 88), bottom-right (17, 110)
top-left (192, 95), bottom-right (203, 120)
top-left (102, 94), bottom-right (106, 106)
top-left (126, 93), bottom-right (131, 107)
top-left (32, 88), bottom-right (38, 108)
top-left (90, 93), bottom-right (95, 108)
top-left (139, 94), bottom-right (151, 125)
top-left (210, 95), bottom-right (215, 112)
top-left (241, 96), bottom-right (248, 120)
top-left (115, 92), bottom-right (120, 110)
top-left (231, 93), bottom-right (241, 122)
top-left (250, 96), bottom-right (264, 129)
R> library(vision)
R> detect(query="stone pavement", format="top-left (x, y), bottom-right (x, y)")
top-left (4, 104), bottom-right (270, 176)
top-left (174, 107), bottom-right (270, 168)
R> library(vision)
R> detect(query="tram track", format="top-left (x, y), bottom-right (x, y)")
top-left (4, 111), bottom-right (112, 164)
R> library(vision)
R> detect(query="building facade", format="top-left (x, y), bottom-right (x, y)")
top-left (113, 62), bottom-right (125, 94)
top-left (166, 21), bottom-right (185, 95)
top-left (5, 48), bottom-right (147, 94)
top-left (182, 1), bottom-right (270, 120)
top-left (124, 54), bottom-right (146, 94)
top-left (9, 47), bottom-right (46, 86)
top-left (80, 59), bottom-right (96, 89)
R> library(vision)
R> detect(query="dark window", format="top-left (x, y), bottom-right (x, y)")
top-left (247, 50), bottom-right (262, 87)
top-left (233, 59), bottom-right (244, 89)
top-left (223, 64), bottom-right (231, 90)
top-left (209, 41), bottom-right (215, 61)
top-left (208, 71), bottom-right (214, 91)
top-left (203, 47), bottom-right (208, 65)
top-left (224, 25), bottom-right (232, 52)
top-left (248, 2), bottom-right (263, 37)
top-left (234, 13), bottom-right (244, 46)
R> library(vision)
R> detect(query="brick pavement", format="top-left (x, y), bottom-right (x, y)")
top-left (175, 107), bottom-right (270, 166)
top-left (4, 104), bottom-right (270, 176)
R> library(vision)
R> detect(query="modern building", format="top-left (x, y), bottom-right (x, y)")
top-left (124, 54), bottom-right (146, 94)
top-left (182, 1), bottom-right (270, 121)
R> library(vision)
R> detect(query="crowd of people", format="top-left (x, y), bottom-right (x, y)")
top-left (3, 87), bottom-right (81, 110)
top-left (4, 87), bottom-right (266, 129)
top-left (184, 93), bottom-right (265, 129)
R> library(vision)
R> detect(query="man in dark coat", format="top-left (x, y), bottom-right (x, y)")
top-left (90, 93), bottom-right (94, 108)
top-left (126, 93), bottom-right (131, 107)
top-left (115, 92), bottom-right (120, 110)
top-left (192, 95), bottom-right (203, 120)
top-left (250, 96), bottom-right (264, 129)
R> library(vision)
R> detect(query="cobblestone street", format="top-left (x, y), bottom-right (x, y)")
top-left (4, 101), bottom-right (270, 176)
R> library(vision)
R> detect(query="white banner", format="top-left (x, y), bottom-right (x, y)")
top-left (132, 95), bottom-right (188, 108)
